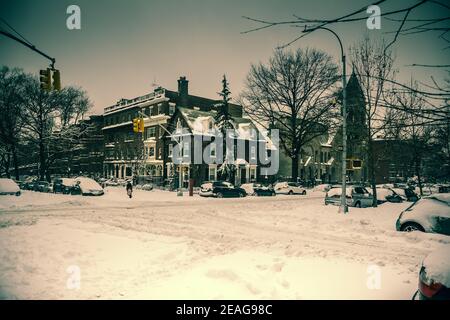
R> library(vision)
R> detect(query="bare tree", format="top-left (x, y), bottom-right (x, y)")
top-left (242, 0), bottom-right (450, 112)
top-left (0, 66), bottom-right (27, 179)
top-left (241, 48), bottom-right (339, 180)
top-left (350, 37), bottom-right (396, 206)
top-left (21, 73), bottom-right (91, 181)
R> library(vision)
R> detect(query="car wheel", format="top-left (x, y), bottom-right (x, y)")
top-left (400, 222), bottom-right (425, 233)
top-left (302, 190), bottom-right (306, 195)
top-left (15, 191), bottom-right (20, 196)
top-left (355, 201), bottom-right (361, 208)
top-left (217, 192), bottom-right (223, 198)
top-left (288, 190), bottom-right (293, 195)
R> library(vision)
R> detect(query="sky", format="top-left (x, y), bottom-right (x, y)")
top-left (1, 0), bottom-right (449, 115)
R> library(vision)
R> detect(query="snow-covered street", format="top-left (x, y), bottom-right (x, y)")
top-left (0, 188), bottom-right (449, 299)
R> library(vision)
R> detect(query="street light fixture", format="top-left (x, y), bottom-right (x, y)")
top-left (304, 26), bottom-right (348, 213)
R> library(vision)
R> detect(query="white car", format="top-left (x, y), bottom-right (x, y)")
top-left (274, 182), bottom-right (306, 195)
top-left (396, 194), bottom-right (450, 235)
top-left (0, 178), bottom-right (21, 196)
top-left (75, 177), bottom-right (104, 196)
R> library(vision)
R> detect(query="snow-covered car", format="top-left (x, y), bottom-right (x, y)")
top-left (0, 178), bottom-right (21, 196)
top-left (392, 188), bottom-right (419, 202)
top-left (274, 182), bottom-right (306, 195)
top-left (413, 245), bottom-right (450, 300)
top-left (240, 183), bottom-right (275, 196)
top-left (105, 179), bottom-right (119, 187)
top-left (199, 181), bottom-right (246, 198)
top-left (375, 188), bottom-right (403, 204)
top-left (313, 184), bottom-right (332, 192)
top-left (53, 178), bottom-right (76, 194)
top-left (141, 183), bottom-right (153, 191)
top-left (74, 177), bottom-right (104, 196)
top-left (396, 194), bottom-right (450, 235)
top-left (325, 186), bottom-right (373, 208)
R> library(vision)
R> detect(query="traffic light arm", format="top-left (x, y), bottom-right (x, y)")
top-left (0, 30), bottom-right (56, 68)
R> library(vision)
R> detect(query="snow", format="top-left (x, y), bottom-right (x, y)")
top-left (422, 245), bottom-right (450, 288)
top-left (327, 187), bottom-right (352, 197)
top-left (0, 179), bottom-right (20, 194)
top-left (74, 177), bottom-right (103, 192)
top-left (1, 188), bottom-right (449, 299)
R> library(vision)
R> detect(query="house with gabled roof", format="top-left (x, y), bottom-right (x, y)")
top-left (162, 106), bottom-right (276, 188)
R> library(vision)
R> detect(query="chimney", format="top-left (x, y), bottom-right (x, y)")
top-left (177, 76), bottom-right (189, 107)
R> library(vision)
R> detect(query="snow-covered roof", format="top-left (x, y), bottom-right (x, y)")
top-left (177, 107), bottom-right (268, 143)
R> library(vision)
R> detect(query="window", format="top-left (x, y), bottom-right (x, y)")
top-left (168, 144), bottom-right (173, 158)
top-left (210, 143), bottom-right (216, 158)
top-left (183, 142), bottom-right (190, 157)
top-left (208, 120), bottom-right (214, 131)
top-left (158, 148), bottom-right (162, 159)
top-left (149, 147), bottom-right (155, 157)
top-left (250, 146), bottom-right (256, 160)
top-left (250, 168), bottom-right (256, 181)
top-left (208, 166), bottom-right (216, 181)
top-left (169, 103), bottom-right (175, 115)
top-left (146, 127), bottom-right (156, 139)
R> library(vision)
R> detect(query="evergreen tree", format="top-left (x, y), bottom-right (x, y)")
top-left (215, 75), bottom-right (236, 182)
top-left (215, 75), bottom-right (234, 134)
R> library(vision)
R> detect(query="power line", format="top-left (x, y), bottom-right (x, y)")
top-left (0, 16), bottom-right (33, 47)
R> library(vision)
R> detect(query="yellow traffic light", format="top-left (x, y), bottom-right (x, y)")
top-left (39, 68), bottom-right (52, 91)
top-left (138, 118), bottom-right (145, 133)
top-left (53, 69), bottom-right (61, 91)
top-left (133, 118), bottom-right (139, 133)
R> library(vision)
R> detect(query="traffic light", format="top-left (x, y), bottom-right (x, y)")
top-left (138, 118), bottom-right (145, 133)
top-left (133, 118), bottom-right (139, 133)
top-left (52, 69), bottom-right (61, 91)
top-left (39, 68), bottom-right (52, 91)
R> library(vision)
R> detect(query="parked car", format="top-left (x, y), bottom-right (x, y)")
top-left (34, 181), bottom-right (52, 193)
top-left (105, 178), bottom-right (119, 187)
top-left (375, 188), bottom-right (403, 204)
top-left (241, 183), bottom-right (275, 196)
top-left (141, 183), bottom-right (154, 191)
top-left (75, 177), bottom-right (104, 196)
top-left (199, 181), bottom-right (246, 198)
top-left (0, 178), bottom-right (21, 196)
top-left (52, 178), bottom-right (76, 194)
top-left (396, 194), bottom-right (450, 235)
top-left (413, 245), bottom-right (450, 300)
top-left (392, 187), bottom-right (419, 202)
top-left (22, 179), bottom-right (37, 191)
top-left (313, 184), bottom-right (332, 192)
top-left (274, 182), bottom-right (306, 195)
top-left (325, 186), bottom-right (373, 208)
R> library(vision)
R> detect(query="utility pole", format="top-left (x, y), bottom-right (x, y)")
top-left (304, 26), bottom-right (348, 213)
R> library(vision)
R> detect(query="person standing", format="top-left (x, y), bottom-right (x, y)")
top-left (126, 180), bottom-right (133, 198)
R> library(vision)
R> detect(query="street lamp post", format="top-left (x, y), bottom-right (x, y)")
top-left (306, 27), bottom-right (348, 213)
